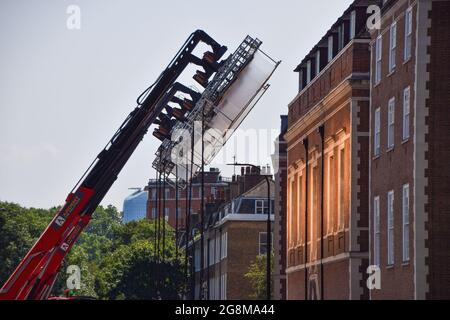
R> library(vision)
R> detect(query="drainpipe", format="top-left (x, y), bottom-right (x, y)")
top-left (318, 125), bottom-right (325, 300)
top-left (302, 138), bottom-right (309, 300)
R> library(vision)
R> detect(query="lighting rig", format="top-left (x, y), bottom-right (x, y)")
top-left (150, 35), bottom-right (280, 300)
top-left (152, 35), bottom-right (280, 185)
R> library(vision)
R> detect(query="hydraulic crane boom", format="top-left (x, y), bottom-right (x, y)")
top-left (0, 30), bottom-right (227, 300)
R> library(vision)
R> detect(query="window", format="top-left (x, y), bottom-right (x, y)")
top-left (306, 60), bottom-right (312, 84)
top-left (338, 148), bottom-right (345, 230)
top-left (220, 273), bottom-right (227, 300)
top-left (389, 22), bottom-right (397, 72)
top-left (288, 180), bottom-right (294, 247)
top-left (327, 155), bottom-right (334, 234)
top-left (315, 50), bottom-right (321, 75)
top-left (195, 246), bottom-right (201, 272)
top-left (350, 10), bottom-right (356, 40)
top-left (209, 276), bottom-right (215, 300)
top-left (402, 184), bottom-right (410, 262)
top-left (374, 196), bottom-right (381, 266)
top-left (204, 242), bottom-right (208, 269)
top-left (165, 188), bottom-right (171, 199)
top-left (209, 238), bottom-right (215, 266)
top-left (165, 208), bottom-right (169, 221)
top-left (374, 108), bottom-right (381, 156)
top-left (403, 87), bottom-right (411, 140)
top-left (259, 232), bottom-right (273, 255)
top-left (151, 208), bottom-right (157, 219)
top-left (221, 232), bottom-right (227, 259)
top-left (328, 36), bottom-right (334, 62)
top-left (211, 187), bottom-right (217, 198)
top-left (387, 190), bottom-right (395, 265)
top-left (299, 70), bottom-right (304, 91)
top-left (388, 98), bottom-right (395, 149)
top-left (215, 235), bottom-right (220, 264)
top-left (375, 35), bottom-right (382, 84)
top-left (311, 166), bottom-right (318, 245)
top-left (151, 188), bottom-right (157, 200)
top-left (255, 199), bottom-right (270, 214)
top-left (338, 24), bottom-right (345, 50)
top-left (404, 7), bottom-right (413, 61)
top-left (297, 175), bottom-right (303, 244)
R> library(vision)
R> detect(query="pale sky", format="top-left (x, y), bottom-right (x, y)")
top-left (0, 0), bottom-right (353, 210)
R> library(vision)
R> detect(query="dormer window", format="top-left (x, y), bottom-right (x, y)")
top-left (315, 50), bottom-right (321, 75)
top-left (338, 24), bottom-right (345, 50)
top-left (328, 36), bottom-right (334, 62)
top-left (350, 10), bottom-right (356, 40)
top-left (306, 60), bottom-right (312, 84)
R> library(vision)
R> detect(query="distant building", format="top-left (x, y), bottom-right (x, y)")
top-left (146, 168), bottom-right (229, 230)
top-left (191, 168), bottom-right (275, 300)
top-left (123, 189), bottom-right (148, 223)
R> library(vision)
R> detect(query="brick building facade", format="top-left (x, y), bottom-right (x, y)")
top-left (192, 169), bottom-right (275, 300)
top-left (285, 0), bottom-right (374, 300)
top-left (146, 168), bottom-right (229, 230)
top-left (369, 0), bottom-right (450, 299)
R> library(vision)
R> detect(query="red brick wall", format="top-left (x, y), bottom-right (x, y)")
top-left (425, 0), bottom-right (450, 300)
top-left (369, 0), bottom-right (417, 300)
top-left (289, 41), bottom-right (370, 127)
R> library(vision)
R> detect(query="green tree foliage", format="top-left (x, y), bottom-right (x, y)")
top-left (0, 201), bottom-right (184, 300)
top-left (244, 253), bottom-right (274, 300)
top-left (0, 202), bottom-right (55, 283)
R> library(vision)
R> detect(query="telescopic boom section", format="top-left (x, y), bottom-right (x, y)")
top-left (0, 30), bottom-right (227, 300)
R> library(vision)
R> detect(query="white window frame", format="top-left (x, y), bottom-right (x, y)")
top-left (350, 10), bottom-right (356, 40)
top-left (387, 190), bottom-right (395, 266)
top-left (374, 196), bottom-right (381, 266)
top-left (404, 7), bottom-right (413, 61)
top-left (259, 232), bottom-right (273, 255)
top-left (215, 235), bottom-right (220, 264)
top-left (164, 208), bottom-right (169, 221)
top-left (374, 107), bottom-right (381, 156)
top-left (328, 36), bottom-right (334, 62)
top-left (388, 97), bottom-right (395, 149)
top-left (375, 35), bottom-right (382, 84)
top-left (389, 22), bottom-right (397, 72)
top-left (255, 199), bottom-right (268, 215)
top-left (221, 273), bottom-right (227, 300)
top-left (315, 50), bottom-right (321, 76)
top-left (403, 87), bottom-right (411, 140)
top-left (221, 232), bottom-right (228, 259)
top-left (402, 184), bottom-right (410, 262)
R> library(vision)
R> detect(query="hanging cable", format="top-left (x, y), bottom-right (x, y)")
top-left (162, 168), bottom-right (167, 264)
top-left (157, 166), bottom-right (162, 263)
top-left (188, 127), bottom-right (195, 300)
top-left (153, 170), bottom-right (159, 261)
top-left (184, 160), bottom-right (190, 298)
top-left (200, 106), bottom-right (206, 300)
top-left (175, 165), bottom-right (179, 263)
